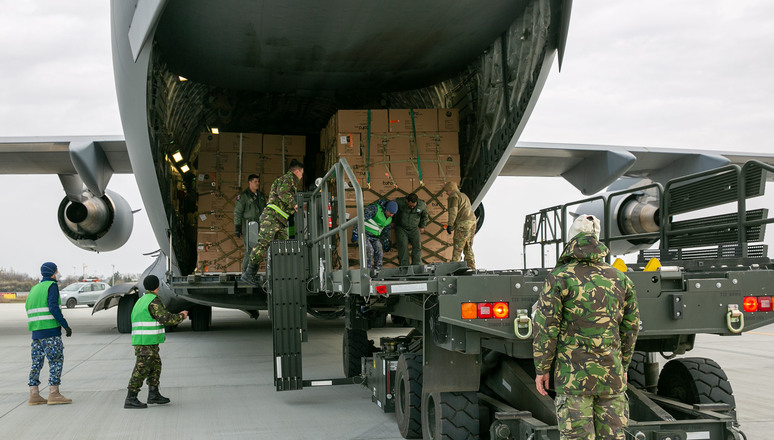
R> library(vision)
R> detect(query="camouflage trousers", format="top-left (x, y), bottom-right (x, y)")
top-left (366, 237), bottom-right (384, 270)
top-left (248, 211), bottom-right (289, 266)
top-left (128, 345), bottom-right (162, 392)
top-left (451, 220), bottom-right (476, 269)
top-left (555, 393), bottom-right (628, 440)
top-left (29, 336), bottom-right (64, 386)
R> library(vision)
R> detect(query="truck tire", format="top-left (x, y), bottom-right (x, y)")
top-left (190, 305), bottom-right (212, 331)
top-left (342, 328), bottom-right (369, 377)
top-left (627, 351), bottom-right (648, 389)
top-left (117, 295), bottom-right (138, 334)
top-left (422, 391), bottom-right (479, 440)
top-left (657, 357), bottom-right (735, 408)
top-left (395, 354), bottom-right (423, 439)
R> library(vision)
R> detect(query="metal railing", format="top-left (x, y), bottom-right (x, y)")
top-left (306, 157), bottom-right (369, 293)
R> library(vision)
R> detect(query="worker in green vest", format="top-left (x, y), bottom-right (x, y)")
top-left (124, 275), bottom-right (188, 409)
top-left (351, 199), bottom-right (398, 272)
top-left (25, 262), bottom-right (72, 405)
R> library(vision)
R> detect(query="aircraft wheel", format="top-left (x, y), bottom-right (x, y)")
top-left (342, 328), bottom-right (369, 378)
top-left (657, 357), bottom-right (735, 408)
top-left (190, 305), bottom-right (212, 332)
top-left (66, 298), bottom-right (77, 309)
top-left (117, 295), bottom-right (137, 334)
top-left (422, 391), bottom-right (479, 440)
top-left (395, 353), bottom-right (423, 439)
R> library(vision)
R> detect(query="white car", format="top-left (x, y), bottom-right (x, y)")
top-left (60, 281), bottom-right (111, 308)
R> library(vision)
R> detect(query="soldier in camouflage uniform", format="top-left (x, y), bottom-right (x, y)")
top-left (124, 275), bottom-right (188, 409)
top-left (442, 181), bottom-right (476, 269)
top-left (234, 174), bottom-right (267, 273)
top-left (532, 215), bottom-right (640, 440)
top-left (241, 159), bottom-right (304, 285)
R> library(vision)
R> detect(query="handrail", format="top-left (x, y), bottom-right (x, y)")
top-left (307, 157), bottom-right (369, 292)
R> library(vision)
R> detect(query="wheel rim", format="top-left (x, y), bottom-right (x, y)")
top-left (67, 298), bottom-right (76, 308)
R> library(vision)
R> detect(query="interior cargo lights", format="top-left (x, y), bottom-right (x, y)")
top-left (171, 151), bottom-right (183, 162)
top-left (180, 164), bottom-right (190, 173)
top-left (461, 302), bottom-right (509, 319)
top-left (211, 127), bottom-right (219, 134)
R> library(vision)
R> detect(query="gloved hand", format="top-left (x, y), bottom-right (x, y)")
top-left (446, 226), bottom-right (454, 234)
top-left (235, 225), bottom-right (242, 238)
top-left (65, 327), bottom-right (72, 337)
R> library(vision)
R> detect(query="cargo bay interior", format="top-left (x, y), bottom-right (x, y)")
top-left (143, 0), bottom-right (563, 274)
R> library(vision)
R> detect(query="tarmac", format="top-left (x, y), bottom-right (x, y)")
top-left (0, 303), bottom-right (772, 440)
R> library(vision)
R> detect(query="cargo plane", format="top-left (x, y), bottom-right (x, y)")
top-left (1, 0), bottom-right (773, 331)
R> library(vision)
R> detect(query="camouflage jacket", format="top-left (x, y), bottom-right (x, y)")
top-left (446, 190), bottom-right (475, 228)
top-left (265, 171), bottom-right (300, 224)
top-left (532, 233), bottom-right (640, 396)
top-left (394, 197), bottom-right (428, 231)
top-left (234, 188), bottom-right (266, 227)
top-left (148, 298), bottom-right (186, 327)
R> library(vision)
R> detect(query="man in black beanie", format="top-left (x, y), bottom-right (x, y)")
top-left (124, 275), bottom-right (188, 409)
top-left (25, 262), bottom-right (72, 405)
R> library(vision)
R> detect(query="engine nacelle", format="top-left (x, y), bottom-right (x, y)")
top-left (57, 189), bottom-right (134, 252)
top-left (572, 189), bottom-right (660, 256)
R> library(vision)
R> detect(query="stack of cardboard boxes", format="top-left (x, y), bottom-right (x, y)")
top-left (196, 132), bottom-right (305, 273)
top-left (321, 109), bottom-right (461, 267)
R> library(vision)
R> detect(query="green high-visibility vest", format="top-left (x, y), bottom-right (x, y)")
top-left (364, 205), bottom-right (392, 237)
top-left (26, 281), bottom-right (59, 331)
top-left (131, 293), bottom-right (165, 345)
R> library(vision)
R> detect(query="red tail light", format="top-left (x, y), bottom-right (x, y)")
top-left (460, 302), bottom-right (510, 319)
top-left (375, 285), bottom-right (387, 295)
top-left (758, 296), bottom-right (772, 312)
top-left (493, 302), bottom-right (509, 319)
top-left (743, 296), bottom-right (758, 312)
top-left (477, 303), bottom-right (493, 319)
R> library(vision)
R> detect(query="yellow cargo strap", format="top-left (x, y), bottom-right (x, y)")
top-left (267, 203), bottom-right (289, 219)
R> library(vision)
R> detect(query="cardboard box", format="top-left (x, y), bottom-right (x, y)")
top-left (367, 133), bottom-right (411, 156)
top-left (198, 192), bottom-right (236, 212)
top-left (217, 132), bottom-right (262, 154)
top-left (198, 211), bottom-right (234, 230)
top-left (388, 109), bottom-right (438, 133)
top-left (262, 154), bottom-right (305, 175)
top-left (419, 154), bottom-right (461, 179)
top-left (331, 109), bottom-right (389, 135)
top-left (262, 134), bottom-right (306, 156)
top-left (438, 108), bottom-right (459, 132)
top-left (200, 133), bottom-right (220, 152)
top-left (334, 133), bottom-right (361, 156)
top-left (415, 132), bottom-right (459, 155)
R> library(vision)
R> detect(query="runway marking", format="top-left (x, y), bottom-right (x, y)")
top-left (747, 331), bottom-right (774, 336)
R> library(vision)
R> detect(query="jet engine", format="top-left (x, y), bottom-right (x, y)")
top-left (57, 189), bottom-right (134, 252)
top-left (571, 188), bottom-right (661, 256)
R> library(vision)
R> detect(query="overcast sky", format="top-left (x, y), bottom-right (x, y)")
top-left (1, 1), bottom-right (773, 278)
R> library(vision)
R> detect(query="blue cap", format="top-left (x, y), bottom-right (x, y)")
top-left (41, 262), bottom-right (58, 278)
top-left (385, 201), bottom-right (398, 214)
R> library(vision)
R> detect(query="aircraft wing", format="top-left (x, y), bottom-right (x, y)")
top-left (0, 136), bottom-right (130, 198)
top-left (0, 136), bottom-right (130, 174)
top-left (502, 141), bottom-right (774, 195)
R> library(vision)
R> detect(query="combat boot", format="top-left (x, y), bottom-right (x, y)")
top-left (241, 262), bottom-right (259, 285)
top-left (28, 386), bottom-right (47, 405)
top-left (124, 390), bottom-right (147, 409)
top-left (147, 385), bottom-right (171, 404)
top-left (46, 386), bottom-right (72, 405)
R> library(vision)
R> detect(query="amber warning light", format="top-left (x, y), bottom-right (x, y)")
top-left (461, 302), bottom-right (509, 319)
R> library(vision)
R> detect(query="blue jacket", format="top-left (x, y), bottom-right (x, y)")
top-left (31, 277), bottom-right (69, 340)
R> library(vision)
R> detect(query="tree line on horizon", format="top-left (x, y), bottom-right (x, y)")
top-left (0, 268), bottom-right (139, 292)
